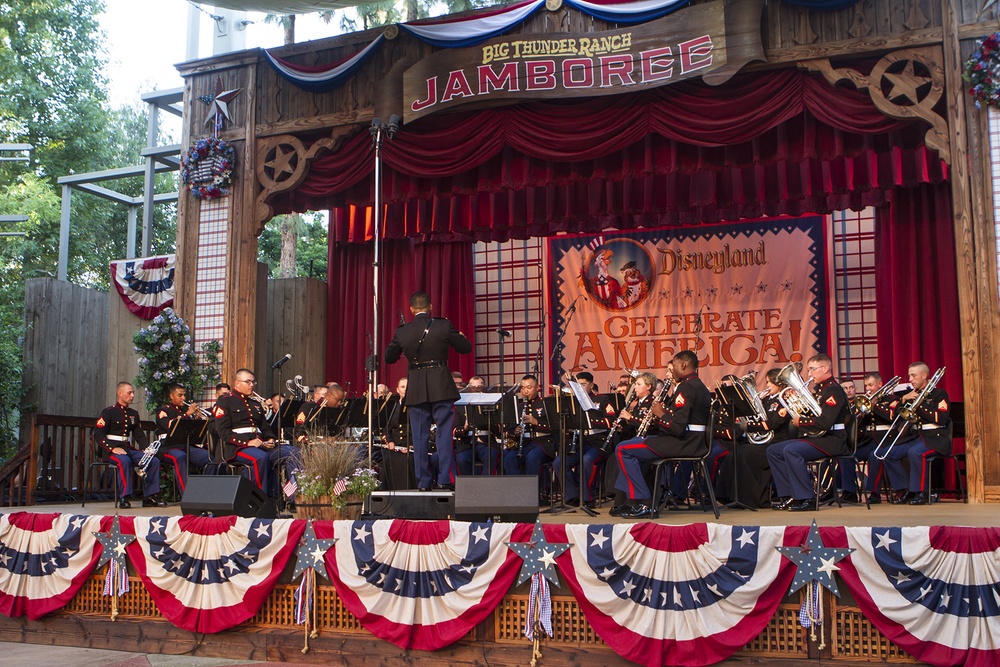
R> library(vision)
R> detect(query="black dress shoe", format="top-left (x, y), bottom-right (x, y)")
top-left (909, 493), bottom-right (938, 505)
top-left (868, 492), bottom-right (881, 504)
top-left (609, 504), bottom-right (627, 517)
top-left (438, 483), bottom-right (455, 492)
top-left (142, 495), bottom-right (167, 508)
top-left (582, 500), bottom-right (596, 510)
top-left (565, 497), bottom-right (580, 507)
top-left (417, 487), bottom-right (431, 492)
top-left (787, 499), bottom-right (814, 512)
top-left (116, 498), bottom-right (131, 510)
top-left (619, 503), bottom-right (655, 519)
top-left (840, 492), bottom-right (861, 504)
top-left (771, 497), bottom-right (792, 510)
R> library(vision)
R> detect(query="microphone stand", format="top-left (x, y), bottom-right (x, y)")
top-left (496, 327), bottom-right (509, 474)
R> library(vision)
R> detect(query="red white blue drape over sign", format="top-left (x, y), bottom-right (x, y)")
top-left (110, 254), bottom-right (175, 320)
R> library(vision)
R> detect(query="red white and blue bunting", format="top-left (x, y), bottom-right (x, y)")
top-left (264, 35), bottom-right (385, 93)
top-left (4, 514), bottom-right (1000, 667)
top-left (110, 254), bottom-right (175, 320)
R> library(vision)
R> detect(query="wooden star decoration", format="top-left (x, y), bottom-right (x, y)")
top-left (293, 520), bottom-right (337, 581)
top-left (882, 60), bottom-right (932, 106)
top-left (203, 76), bottom-right (242, 129)
top-left (93, 516), bottom-right (136, 569)
top-left (265, 145), bottom-right (296, 180)
top-left (505, 520), bottom-right (571, 587)
top-left (776, 520), bottom-right (854, 596)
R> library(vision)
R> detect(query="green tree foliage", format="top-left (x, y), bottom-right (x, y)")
top-left (258, 212), bottom-right (329, 280)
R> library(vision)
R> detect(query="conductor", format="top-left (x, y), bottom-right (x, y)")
top-left (385, 291), bottom-right (472, 491)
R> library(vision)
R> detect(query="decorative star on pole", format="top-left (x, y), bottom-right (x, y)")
top-left (776, 520), bottom-right (854, 596)
top-left (93, 516), bottom-right (136, 569)
top-left (293, 520), bottom-right (337, 581)
top-left (202, 76), bottom-right (242, 133)
top-left (505, 520), bottom-right (571, 586)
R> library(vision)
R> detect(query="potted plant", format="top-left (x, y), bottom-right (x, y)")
top-left (296, 433), bottom-right (380, 520)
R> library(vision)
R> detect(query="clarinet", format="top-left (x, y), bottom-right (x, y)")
top-left (136, 434), bottom-right (165, 478)
top-left (516, 401), bottom-right (530, 458)
top-left (636, 378), bottom-right (673, 437)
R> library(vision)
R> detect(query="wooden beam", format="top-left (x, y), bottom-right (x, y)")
top-left (941, 0), bottom-right (986, 503)
top-left (255, 109), bottom-right (374, 138)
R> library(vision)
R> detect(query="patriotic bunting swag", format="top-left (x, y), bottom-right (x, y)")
top-left (550, 522), bottom-right (797, 667)
top-left (110, 254), bottom-right (175, 320)
top-left (324, 519), bottom-right (532, 650)
top-left (0, 512), bottom-right (104, 620)
top-left (123, 515), bottom-right (305, 633)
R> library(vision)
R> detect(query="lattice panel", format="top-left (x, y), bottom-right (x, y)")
top-left (251, 584), bottom-right (364, 632)
top-left (741, 603), bottom-right (808, 656)
top-left (833, 603), bottom-right (919, 662)
top-left (496, 595), bottom-right (605, 645)
top-left (62, 573), bottom-right (163, 619)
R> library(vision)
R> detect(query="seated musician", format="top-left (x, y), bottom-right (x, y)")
top-left (611, 351), bottom-right (711, 519)
top-left (293, 384), bottom-right (328, 443)
top-left (837, 372), bottom-right (893, 502)
top-left (865, 362), bottom-right (950, 505)
top-left (455, 375), bottom-right (499, 475)
top-left (553, 372), bottom-right (611, 508)
top-left (95, 381), bottom-right (166, 509)
top-left (766, 354), bottom-right (851, 511)
top-left (380, 378), bottom-right (418, 489)
top-left (156, 383), bottom-right (216, 495)
top-left (215, 368), bottom-right (301, 500)
top-left (502, 375), bottom-right (555, 496)
top-left (715, 368), bottom-right (791, 508)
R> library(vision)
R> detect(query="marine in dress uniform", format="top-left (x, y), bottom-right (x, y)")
top-left (612, 351), bottom-right (712, 519)
top-left (502, 375), bottom-right (556, 491)
top-left (866, 362), bottom-right (951, 505)
top-left (95, 381), bottom-right (166, 509)
top-left (292, 385), bottom-right (329, 443)
top-left (155, 384), bottom-right (215, 494)
top-left (552, 372), bottom-right (612, 506)
top-left (837, 372), bottom-right (896, 501)
top-left (384, 291), bottom-right (472, 491)
top-left (454, 376), bottom-right (500, 476)
top-left (766, 354), bottom-right (851, 511)
top-left (215, 369), bottom-right (301, 498)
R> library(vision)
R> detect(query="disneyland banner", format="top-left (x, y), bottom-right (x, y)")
top-left (402, 0), bottom-right (765, 123)
top-left (547, 218), bottom-right (830, 389)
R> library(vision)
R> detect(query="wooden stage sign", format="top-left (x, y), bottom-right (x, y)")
top-left (403, 0), bottom-right (765, 123)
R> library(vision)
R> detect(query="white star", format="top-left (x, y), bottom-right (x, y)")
top-left (621, 579), bottom-right (636, 597)
top-left (354, 525), bottom-right (371, 542)
top-left (217, 566), bottom-right (226, 579)
top-left (918, 584), bottom-right (931, 600)
top-left (690, 586), bottom-right (701, 603)
top-left (817, 556), bottom-right (841, 576)
top-left (598, 566), bottom-right (617, 580)
top-left (224, 560), bottom-right (240, 574)
top-left (660, 592), bottom-right (668, 604)
top-left (392, 578), bottom-right (401, 592)
top-left (459, 564), bottom-right (475, 574)
top-left (891, 571), bottom-right (911, 585)
top-left (444, 574), bottom-right (453, 588)
top-left (431, 580), bottom-right (438, 594)
top-left (939, 592), bottom-right (951, 608)
top-left (642, 587), bottom-right (652, 602)
top-left (151, 547), bottom-right (166, 559)
top-left (113, 542), bottom-right (127, 557)
top-left (70, 516), bottom-right (85, 530)
top-left (736, 529), bottom-right (755, 548)
top-left (471, 525), bottom-right (490, 544)
top-left (994, 588), bottom-right (1000, 606)
top-left (359, 563), bottom-right (371, 575)
top-left (707, 583), bottom-right (721, 597)
top-left (377, 573), bottom-right (386, 585)
top-left (875, 531), bottom-right (898, 551)
top-left (310, 545), bottom-right (326, 564)
top-left (150, 518), bottom-right (165, 533)
top-left (539, 549), bottom-right (558, 568)
top-left (673, 589), bottom-right (683, 607)
top-left (254, 524), bottom-right (271, 538)
top-left (590, 529), bottom-right (610, 549)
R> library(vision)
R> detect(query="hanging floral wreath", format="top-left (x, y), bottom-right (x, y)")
top-left (963, 32), bottom-right (1000, 109)
top-left (181, 137), bottom-right (237, 199)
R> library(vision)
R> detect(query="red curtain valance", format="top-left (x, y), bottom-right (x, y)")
top-left (267, 68), bottom-right (947, 242)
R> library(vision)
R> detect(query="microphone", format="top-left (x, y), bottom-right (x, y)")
top-left (694, 304), bottom-right (708, 334)
top-left (271, 353), bottom-right (292, 369)
top-left (398, 311), bottom-right (405, 326)
top-left (496, 328), bottom-right (512, 338)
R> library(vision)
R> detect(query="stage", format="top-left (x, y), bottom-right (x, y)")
top-left (0, 498), bottom-right (993, 667)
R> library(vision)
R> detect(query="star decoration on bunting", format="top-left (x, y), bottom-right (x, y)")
top-left (293, 520), bottom-right (338, 581)
top-left (93, 516), bottom-right (136, 569)
top-left (202, 76), bottom-right (242, 130)
top-left (776, 520), bottom-right (854, 596)
top-left (505, 520), bottom-right (571, 586)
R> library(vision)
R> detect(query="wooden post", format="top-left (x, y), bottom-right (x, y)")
top-left (941, 0), bottom-right (995, 502)
top-left (27, 414), bottom-right (39, 507)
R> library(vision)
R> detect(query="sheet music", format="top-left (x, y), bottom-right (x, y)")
top-left (567, 381), bottom-right (597, 411)
top-left (455, 392), bottom-right (503, 406)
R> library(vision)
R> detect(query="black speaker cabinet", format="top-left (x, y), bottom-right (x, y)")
top-left (180, 475), bottom-right (276, 519)
top-left (454, 475), bottom-right (538, 523)
top-left (369, 490), bottom-right (455, 519)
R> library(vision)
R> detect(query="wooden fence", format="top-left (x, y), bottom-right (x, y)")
top-left (0, 413), bottom-right (157, 507)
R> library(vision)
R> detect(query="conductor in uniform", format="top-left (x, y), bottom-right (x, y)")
top-left (385, 291), bottom-right (472, 491)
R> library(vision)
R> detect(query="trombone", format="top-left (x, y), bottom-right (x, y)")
top-left (853, 376), bottom-right (901, 415)
top-left (872, 367), bottom-right (945, 460)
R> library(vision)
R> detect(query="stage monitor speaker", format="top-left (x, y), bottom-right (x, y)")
top-left (368, 490), bottom-right (454, 519)
top-left (181, 475), bottom-right (276, 519)
top-left (454, 476), bottom-right (538, 523)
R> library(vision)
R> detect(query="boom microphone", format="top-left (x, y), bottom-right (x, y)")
top-left (271, 353), bottom-right (292, 369)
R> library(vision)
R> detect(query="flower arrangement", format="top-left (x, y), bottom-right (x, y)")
top-left (963, 33), bottom-right (1000, 109)
top-left (132, 308), bottom-right (222, 407)
top-left (298, 433), bottom-right (381, 510)
top-left (180, 137), bottom-right (236, 199)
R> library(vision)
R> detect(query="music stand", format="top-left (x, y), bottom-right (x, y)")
top-left (541, 390), bottom-right (577, 516)
top-left (279, 399), bottom-right (304, 441)
top-left (456, 393), bottom-right (503, 476)
top-left (167, 418), bottom-right (209, 494)
top-left (567, 381), bottom-right (599, 517)
top-left (715, 383), bottom-right (757, 512)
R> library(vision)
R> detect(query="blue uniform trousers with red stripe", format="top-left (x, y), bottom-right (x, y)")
top-left (109, 448), bottom-right (160, 498)
top-left (163, 446), bottom-right (215, 493)
top-left (866, 435), bottom-right (936, 493)
top-left (766, 439), bottom-right (829, 501)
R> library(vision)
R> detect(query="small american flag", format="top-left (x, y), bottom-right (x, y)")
top-left (587, 235), bottom-right (605, 250)
top-left (332, 477), bottom-right (348, 497)
top-left (282, 477), bottom-right (298, 499)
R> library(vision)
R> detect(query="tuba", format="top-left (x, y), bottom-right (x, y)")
top-left (853, 375), bottom-right (900, 415)
top-left (775, 364), bottom-right (822, 420)
top-left (722, 372), bottom-right (773, 445)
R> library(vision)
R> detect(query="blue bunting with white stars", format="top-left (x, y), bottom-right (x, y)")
top-left (776, 520), bottom-right (853, 596)
top-left (293, 520), bottom-right (337, 581)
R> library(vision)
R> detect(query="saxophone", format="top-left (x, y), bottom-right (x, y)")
top-left (636, 378), bottom-right (673, 437)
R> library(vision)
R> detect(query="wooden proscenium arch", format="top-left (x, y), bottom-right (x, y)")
top-left (174, 0), bottom-right (1000, 502)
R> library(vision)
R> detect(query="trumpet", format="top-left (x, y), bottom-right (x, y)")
top-left (184, 400), bottom-right (212, 419)
top-left (250, 391), bottom-right (275, 420)
top-left (136, 435), bottom-right (165, 478)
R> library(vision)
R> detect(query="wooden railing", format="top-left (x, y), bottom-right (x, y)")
top-left (0, 414), bottom-right (156, 507)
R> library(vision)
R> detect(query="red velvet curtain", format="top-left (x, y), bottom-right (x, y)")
top-left (326, 239), bottom-right (477, 391)
top-left (875, 183), bottom-right (963, 401)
